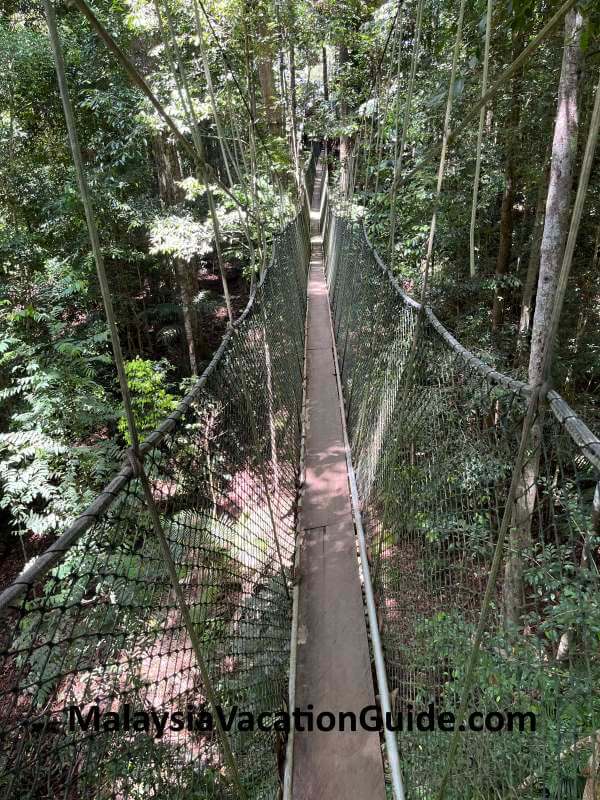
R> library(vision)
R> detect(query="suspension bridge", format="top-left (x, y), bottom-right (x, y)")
top-left (1, 141), bottom-right (598, 798)
top-left (1, 0), bottom-right (600, 798)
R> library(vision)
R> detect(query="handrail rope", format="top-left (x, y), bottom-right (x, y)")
top-left (327, 10), bottom-right (597, 794)
top-left (0, 207), bottom-right (309, 614)
top-left (337, 37), bottom-right (599, 785)
top-left (438, 49), bottom-right (600, 800)
top-left (361, 221), bottom-right (526, 386)
top-left (353, 0), bottom-right (600, 467)
top-left (44, 4), bottom-right (248, 793)
top-left (0, 90), bottom-right (316, 620)
top-left (325, 63), bottom-right (600, 795)
top-left (358, 219), bottom-right (600, 472)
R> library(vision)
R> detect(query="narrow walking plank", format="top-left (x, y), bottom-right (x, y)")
top-left (291, 163), bottom-right (386, 799)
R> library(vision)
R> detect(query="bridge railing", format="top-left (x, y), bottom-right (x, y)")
top-left (303, 140), bottom-right (320, 200)
top-left (0, 186), bottom-right (312, 798)
top-left (323, 200), bottom-right (600, 799)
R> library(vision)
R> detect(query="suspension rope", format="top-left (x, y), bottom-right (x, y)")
top-left (373, 10), bottom-right (404, 197)
top-left (191, 0), bottom-right (240, 187)
top-left (389, 0), bottom-right (424, 261)
top-left (151, 0), bottom-right (226, 359)
top-left (364, 1), bottom-right (404, 197)
top-left (469, 0), bottom-right (493, 278)
top-left (44, 2), bottom-right (246, 793)
top-left (420, 0), bottom-right (467, 304)
top-left (193, 0), bottom-right (288, 196)
top-left (159, 0), bottom-right (234, 323)
top-left (70, 0), bottom-right (251, 220)
top-left (346, 0), bottom-right (403, 205)
top-left (191, 6), bottom-right (262, 274)
top-left (392, 0), bottom-right (577, 191)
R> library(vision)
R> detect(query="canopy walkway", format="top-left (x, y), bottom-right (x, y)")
top-left (1, 1), bottom-right (600, 797)
top-left (291, 160), bottom-right (385, 799)
top-left (1, 146), bottom-right (599, 800)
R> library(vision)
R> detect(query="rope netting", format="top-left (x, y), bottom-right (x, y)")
top-left (0, 182), bottom-right (312, 799)
top-left (324, 200), bottom-right (600, 799)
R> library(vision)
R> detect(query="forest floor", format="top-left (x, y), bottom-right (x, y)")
top-left (0, 531), bottom-right (54, 594)
top-left (198, 262), bottom-right (250, 350)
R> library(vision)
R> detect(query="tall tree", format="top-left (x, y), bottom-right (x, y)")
top-left (338, 42), bottom-right (352, 194)
top-left (515, 146), bottom-right (551, 366)
top-left (153, 133), bottom-right (199, 375)
top-left (528, 8), bottom-right (584, 387)
top-left (503, 6), bottom-right (584, 631)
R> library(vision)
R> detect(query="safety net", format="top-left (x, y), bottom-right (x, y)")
top-left (0, 190), bottom-right (311, 799)
top-left (324, 201), bottom-right (600, 800)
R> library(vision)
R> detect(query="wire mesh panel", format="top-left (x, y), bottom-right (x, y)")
top-left (0, 203), bottom-right (310, 800)
top-left (325, 208), bottom-right (600, 800)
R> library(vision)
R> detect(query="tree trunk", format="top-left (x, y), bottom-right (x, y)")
top-left (289, 39), bottom-right (299, 177)
top-left (528, 9), bottom-right (583, 386)
top-left (257, 56), bottom-right (280, 134)
top-left (153, 133), bottom-right (181, 206)
top-left (153, 134), bottom-right (199, 375)
top-left (322, 46), bottom-right (329, 102)
top-left (174, 258), bottom-right (198, 375)
top-left (503, 8), bottom-right (583, 632)
top-left (515, 151), bottom-right (551, 366)
top-left (338, 44), bottom-right (352, 196)
top-left (583, 735), bottom-right (600, 800)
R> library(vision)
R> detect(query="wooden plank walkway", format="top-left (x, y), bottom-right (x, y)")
top-left (291, 162), bottom-right (386, 799)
